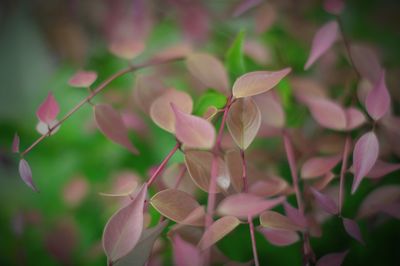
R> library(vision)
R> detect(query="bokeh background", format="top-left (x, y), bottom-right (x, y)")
top-left (0, 0), bottom-right (399, 265)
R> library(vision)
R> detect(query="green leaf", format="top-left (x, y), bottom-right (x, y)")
top-left (276, 78), bottom-right (292, 109)
top-left (225, 30), bottom-right (246, 80)
top-left (194, 90), bottom-right (227, 116)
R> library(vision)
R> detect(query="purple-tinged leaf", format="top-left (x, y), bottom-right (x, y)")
top-left (358, 185), bottom-right (400, 218)
top-left (12, 133), bottom-right (20, 153)
top-left (301, 154), bottom-right (342, 179)
top-left (310, 187), bottom-right (338, 215)
top-left (198, 216), bottom-right (240, 250)
top-left (94, 104), bottom-right (138, 154)
top-left (342, 218), bottom-right (364, 244)
top-left (365, 71), bottom-right (390, 121)
top-left (306, 97), bottom-right (347, 130)
top-left (350, 44), bottom-right (382, 83)
top-left (232, 68), bottom-right (291, 98)
top-left (36, 92), bottom-right (60, 124)
top-left (173, 235), bottom-right (203, 266)
top-left (18, 159), bottom-right (38, 192)
top-left (186, 53), bottom-right (229, 93)
top-left (345, 107), bottom-right (366, 130)
top-left (102, 184), bottom-right (147, 263)
top-left (260, 211), bottom-right (304, 231)
top-left (366, 160), bottom-right (400, 179)
top-left (316, 250), bottom-right (349, 266)
top-left (115, 221), bottom-right (168, 266)
top-left (305, 21), bottom-right (339, 70)
top-left (380, 202), bottom-right (400, 219)
top-left (68, 70), bottom-right (97, 88)
top-left (323, 0), bottom-right (344, 15)
top-left (312, 172), bottom-right (336, 191)
top-left (217, 193), bottom-right (285, 219)
top-left (257, 227), bottom-right (299, 246)
top-left (283, 202), bottom-right (307, 228)
top-left (171, 103), bottom-right (216, 149)
top-left (249, 178), bottom-right (288, 198)
top-left (227, 97), bottom-right (261, 150)
top-left (352, 131), bottom-right (379, 194)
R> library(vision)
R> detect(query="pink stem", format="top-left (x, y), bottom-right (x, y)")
top-left (339, 135), bottom-right (351, 214)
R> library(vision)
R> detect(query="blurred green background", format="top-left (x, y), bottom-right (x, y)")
top-left (0, 0), bottom-right (399, 265)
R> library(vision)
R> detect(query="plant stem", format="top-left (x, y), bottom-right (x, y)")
top-left (173, 165), bottom-right (187, 189)
top-left (215, 96), bottom-right (233, 152)
top-left (20, 57), bottom-right (183, 157)
top-left (147, 142), bottom-right (181, 187)
top-left (339, 135), bottom-right (351, 214)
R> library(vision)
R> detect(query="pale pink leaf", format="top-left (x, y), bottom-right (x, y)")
top-left (94, 104), bottom-right (138, 154)
top-left (198, 216), bottom-right (240, 250)
top-left (36, 120), bottom-right (60, 136)
top-left (358, 185), bottom-right (400, 218)
top-left (365, 71), bottom-right (390, 121)
top-left (310, 187), bottom-right (338, 215)
top-left (352, 131), bottom-right (379, 194)
top-left (249, 178), bottom-right (288, 198)
top-left (301, 154), bottom-right (342, 179)
top-left (68, 70), bottom-right (97, 87)
top-left (36, 92), bottom-right (60, 124)
top-left (350, 44), bottom-right (382, 83)
top-left (306, 97), bottom-right (347, 130)
top-left (225, 149), bottom-right (244, 192)
top-left (316, 250), bottom-right (349, 266)
top-left (232, 68), bottom-right (291, 98)
top-left (172, 103), bottom-right (216, 149)
top-left (366, 160), bottom-right (400, 179)
top-left (257, 227), bottom-right (299, 246)
top-left (227, 97), bottom-right (261, 150)
top-left (254, 91), bottom-right (285, 128)
top-left (18, 159), bottom-right (38, 192)
top-left (283, 202), bottom-right (308, 228)
top-left (342, 218), bottom-right (364, 244)
top-left (109, 39), bottom-right (145, 60)
top-left (345, 107), bottom-right (366, 130)
top-left (102, 184), bottom-right (147, 263)
top-left (305, 21), bottom-right (339, 70)
top-left (12, 133), bottom-right (20, 153)
top-left (260, 211), bottom-right (304, 231)
top-left (217, 193), bottom-right (285, 219)
top-left (186, 53), bottom-right (229, 93)
top-left (150, 89), bottom-right (193, 133)
top-left (173, 235), bottom-right (203, 266)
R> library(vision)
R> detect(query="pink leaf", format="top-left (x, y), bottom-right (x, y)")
top-left (380, 202), bottom-right (400, 219)
top-left (352, 131), bottom-right (379, 194)
top-left (306, 97), bottom-right (347, 130)
top-left (310, 188), bottom-right (338, 215)
top-left (68, 70), bottom-right (97, 87)
top-left (171, 103), bottom-right (216, 149)
top-left (232, 68), bottom-right (291, 98)
top-left (366, 160), bottom-right (400, 179)
top-left (358, 185), bottom-right (400, 218)
top-left (18, 159), bottom-right (38, 192)
top-left (198, 216), bottom-right (240, 250)
top-left (173, 235), bottom-right (203, 266)
top-left (283, 202), bottom-right (307, 228)
top-left (305, 21), bottom-right (339, 70)
top-left (350, 44), bottom-right (382, 83)
top-left (316, 250), bottom-right (349, 266)
top-left (94, 104), bottom-right (138, 154)
top-left (36, 92), bottom-right (60, 124)
top-left (345, 107), bottom-right (366, 130)
top-left (217, 193), bottom-right (285, 219)
top-left (109, 39), bottom-right (145, 60)
top-left (257, 227), bottom-right (299, 246)
top-left (260, 211), bottom-right (304, 231)
top-left (254, 91), bottom-right (285, 128)
top-left (365, 71), bottom-right (390, 121)
top-left (102, 184), bottom-right (147, 263)
top-left (12, 133), bottom-right (20, 153)
top-left (342, 218), bottom-right (364, 244)
top-left (301, 154), bottom-right (342, 179)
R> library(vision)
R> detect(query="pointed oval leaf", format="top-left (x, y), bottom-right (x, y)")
top-left (301, 154), bottom-right (342, 179)
top-left (257, 227), bottom-right (299, 246)
top-left (109, 39), bottom-right (145, 60)
top-left (342, 218), bottom-right (364, 244)
top-left (94, 104), bottom-right (138, 154)
top-left (310, 187), bottom-right (338, 215)
top-left (352, 131), bottom-right (379, 194)
top-left (316, 250), bottom-right (349, 266)
top-left (36, 92), bottom-right (60, 124)
top-left (254, 92), bottom-right (285, 128)
top-left (68, 70), bottom-right (97, 87)
top-left (349, 44), bottom-right (382, 83)
top-left (227, 97), bottom-right (261, 150)
top-left (172, 104), bottom-right (216, 149)
top-left (358, 185), bottom-right (400, 218)
top-left (150, 89), bottom-right (193, 133)
top-left (260, 211), bottom-right (304, 231)
top-left (102, 184), bottom-right (147, 263)
top-left (345, 107), bottom-right (366, 130)
top-left (150, 189), bottom-right (204, 226)
top-left (305, 21), bottom-right (339, 70)
top-left (367, 160), bottom-right (400, 179)
top-left (186, 53), bottom-right (229, 93)
top-left (217, 193), bottom-right (285, 219)
top-left (173, 235), bottom-right (203, 266)
top-left (249, 178), bottom-right (288, 198)
top-left (306, 97), bottom-right (347, 130)
top-left (198, 216), bottom-right (240, 250)
top-left (365, 71), bottom-right (390, 121)
top-left (12, 133), bottom-right (20, 153)
top-left (232, 68), bottom-right (291, 98)
top-left (19, 159), bottom-right (38, 192)
top-left (283, 202), bottom-right (308, 228)
top-left (133, 75), bottom-right (165, 114)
